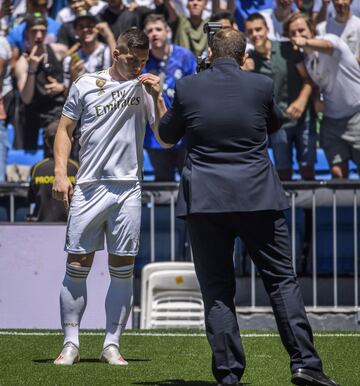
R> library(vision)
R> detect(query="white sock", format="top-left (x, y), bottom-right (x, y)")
top-left (60, 263), bottom-right (90, 347)
top-left (103, 264), bottom-right (134, 349)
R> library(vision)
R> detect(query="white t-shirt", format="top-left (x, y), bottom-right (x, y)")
top-left (317, 15), bottom-right (360, 57)
top-left (305, 34), bottom-right (360, 119)
top-left (0, 36), bottom-right (12, 97)
top-left (260, 9), bottom-right (292, 41)
top-left (62, 69), bottom-right (155, 184)
top-left (313, 0), bottom-right (360, 18)
top-left (63, 43), bottom-right (112, 88)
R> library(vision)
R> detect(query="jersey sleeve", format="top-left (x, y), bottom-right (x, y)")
top-left (62, 82), bottom-right (83, 121)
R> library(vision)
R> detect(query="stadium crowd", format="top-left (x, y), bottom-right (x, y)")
top-left (0, 0), bottom-right (359, 219)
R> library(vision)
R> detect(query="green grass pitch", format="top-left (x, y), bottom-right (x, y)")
top-left (0, 330), bottom-right (359, 385)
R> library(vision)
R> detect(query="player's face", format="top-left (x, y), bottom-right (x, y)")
top-left (114, 47), bottom-right (149, 80)
top-left (75, 20), bottom-right (98, 43)
top-left (332, 0), bottom-right (352, 17)
top-left (245, 19), bottom-right (268, 48)
top-left (187, 0), bottom-right (206, 17)
top-left (145, 21), bottom-right (168, 50)
top-left (288, 17), bottom-right (313, 39)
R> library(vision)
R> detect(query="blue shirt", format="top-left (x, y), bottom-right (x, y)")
top-left (7, 17), bottom-right (60, 53)
top-left (234, 0), bottom-right (296, 30)
top-left (143, 44), bottom-right (196, 148)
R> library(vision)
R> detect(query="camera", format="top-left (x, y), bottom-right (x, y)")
top-left (196, 22), bottom-right (223, 72)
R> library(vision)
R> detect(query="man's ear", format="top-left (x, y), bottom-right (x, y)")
top-left (112, 49), bottom-right (120, 62)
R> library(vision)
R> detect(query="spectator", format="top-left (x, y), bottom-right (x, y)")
top-left (143, 13), bottom-right (196, 181)
top-left (245, 13), bottom-right (316, 181)
top-left (209, 8), bottom-right (237, 29)
top-left (99, 0), bottom-right (151, 39)
top-left (14, 13), bottom-right (67, 155)
top-left (57, 0), bottom-right (88, 48)
top-left (7, 0), bottom-right (61, 57)
top-left (56, 0), bottom-right (107, 24)
top-left (317, 0), bottom-right (360, 63)
top-left (28, 120), bottom-right (78, 222)
top-left (0, 35), bottom-right (12, 182)
top-left (63, 12), bottom-right (115, 90)
top-left (260, 0), bottom-right (298, 40)
top-left (232, 0), bottom-right (273, 31)
top-left (165, 0), bottom-right (208, 58)
top-left (285, 12), bottom-right (360, 178)
top-left (313, 0), bottom-right (360, 23)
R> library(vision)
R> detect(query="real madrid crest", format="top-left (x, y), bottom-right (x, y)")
top-left (96, 78), bottom-right (106, 96)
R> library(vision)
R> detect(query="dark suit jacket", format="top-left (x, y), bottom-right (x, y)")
top-left (158, 57), bottom-right (289, 218)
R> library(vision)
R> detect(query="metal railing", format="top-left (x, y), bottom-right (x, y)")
top-left (1, 180), bottom-right (359, 311)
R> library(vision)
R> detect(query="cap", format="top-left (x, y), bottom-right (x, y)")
top-left (74, 11), bottom-right (99, 27)
top-left (24, 12), bottom-right (48, 30)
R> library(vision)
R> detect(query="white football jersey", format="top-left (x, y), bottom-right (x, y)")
top-left (62, 69), bottom-right (155, 184)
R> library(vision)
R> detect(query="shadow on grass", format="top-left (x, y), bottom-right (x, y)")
top-left (33, 358), bottom-right (151, 364)
top-left (132, 381), bottom-right (250, 385)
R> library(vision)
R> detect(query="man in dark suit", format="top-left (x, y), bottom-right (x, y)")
top-left (158, 29), bottom-right (339, 386)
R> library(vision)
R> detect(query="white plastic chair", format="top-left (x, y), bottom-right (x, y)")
top-left (140, 262), bottom-right (204, 329)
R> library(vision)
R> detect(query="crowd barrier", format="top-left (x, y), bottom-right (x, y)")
top-left (0, 180), bottom-right (359, 313)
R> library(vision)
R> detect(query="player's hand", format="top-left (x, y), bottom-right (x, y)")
top-left (291, 37), bottom-right (307, 51)
top-left (52, 175), bottom-right (74, 209)
top-left (286, 99), bottom-right (306, 120)
top-left (45, 76), bottom-right (65, 96)
top-left (138, 73), bottom-right (161, 100)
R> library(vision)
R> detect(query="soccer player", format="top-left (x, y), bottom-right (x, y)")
top-left (52, 28), bottom-right (168, 365)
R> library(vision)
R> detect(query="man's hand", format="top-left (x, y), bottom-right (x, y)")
top-left (291, 37), bottom-right (307, 51)
top-left (95, 22), bottom-right (113, 39)
top-left (287, 98), bottom-right (306, 120)
top-left (242, 57), bottom-right (255, 71)
top-left (45, 76), bottom-right (65, 96)
top-left (138, 73), bottom-right (162, 100)
top-left (26, 44), bottom-right (46, 73)
top-left (52, 175), bottom-right (74, 209)
top-left (70, 59), bottom-right (85, 82)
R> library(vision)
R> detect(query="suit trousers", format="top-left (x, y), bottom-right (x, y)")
top-left (187, 210), bottom-right (323, 384)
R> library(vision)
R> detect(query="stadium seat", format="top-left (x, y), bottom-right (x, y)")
top-left (143, 149), bottom-right (155, 181)
top-left (140, 262), bottom-right (204, 329)
top-left (0, 206), bottom-right (8, 222)
top-left (308, 207), bottom-right (360, 274)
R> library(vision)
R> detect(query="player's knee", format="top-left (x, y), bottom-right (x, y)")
top-left (67, 253), bottom-right (94, 268)
top-left (108, 254), bottom-right (135, 267)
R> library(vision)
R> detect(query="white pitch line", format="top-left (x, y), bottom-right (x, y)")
top-left (0, 331), bottom-right (360, 337)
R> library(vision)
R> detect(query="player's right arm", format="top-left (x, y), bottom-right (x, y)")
top-left (52, 115), bottom-right (78, 209)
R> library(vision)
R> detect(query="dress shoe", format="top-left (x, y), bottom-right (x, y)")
top-left (217, 383), bottom-right (239, 385)
top-left (291, 368), bottom-right (339, 386)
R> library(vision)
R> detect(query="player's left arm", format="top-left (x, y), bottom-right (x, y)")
top-left (138, 73), bottom-right (173, 148)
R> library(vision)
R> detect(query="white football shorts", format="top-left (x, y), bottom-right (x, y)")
top-left (65, 180), bottom-right (141, 256)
